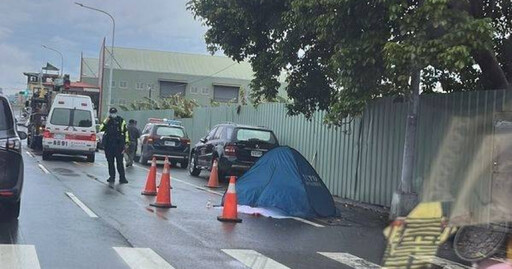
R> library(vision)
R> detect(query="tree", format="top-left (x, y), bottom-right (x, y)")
top-left (188, 0), bottom-right (512, 123)
top-left (119, 95), bottom-right (199, 118)
top-left (188, 0), bottom-right (512, 216)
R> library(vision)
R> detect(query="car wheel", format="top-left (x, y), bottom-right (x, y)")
top-left (86, 154), bottom-right (95, 163)
top-left (189, 154), bottom-right (201, 176)
top-left (180, 160), bottom-right (188, 169)
top-left (170, 160), bottom-right (178, 167)
top-left (5, 201), bottom-right (20, 220)
top-left (42, 151), bottom-right (51, 161)
top-left (139, 149), bottom-right (149, 165)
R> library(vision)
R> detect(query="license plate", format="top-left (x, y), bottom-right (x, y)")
top-left (54, 134), bottom-right (65, 140)
top-left (165, 141), bottom-right (176, 147)
top-left (251, 150), bottom-right (263, 157)
top-left (53, 140), bottom-right (68, 146)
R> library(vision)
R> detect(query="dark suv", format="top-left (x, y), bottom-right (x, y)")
top-left (189, 123), bottom-right (279, 179)
top-left (0, 95), bottom-right (27, 220)
top-left (136, 119), bottom-right (190, 167)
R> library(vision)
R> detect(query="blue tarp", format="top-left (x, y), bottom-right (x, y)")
top-left (224, 146), bottom-right (338, 218)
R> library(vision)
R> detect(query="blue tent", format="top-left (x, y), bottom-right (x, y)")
top-left (224, 146), bottom-right (338, 218)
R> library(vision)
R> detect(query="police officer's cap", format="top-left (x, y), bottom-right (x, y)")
top-left (109, 107), bottom-right (118, 113)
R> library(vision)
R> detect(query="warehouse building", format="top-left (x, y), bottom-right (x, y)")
top-left (80, 43), bottom-right (255, 117)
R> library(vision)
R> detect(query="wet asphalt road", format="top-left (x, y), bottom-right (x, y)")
top-left (0, 147), bottom-right (388, 269)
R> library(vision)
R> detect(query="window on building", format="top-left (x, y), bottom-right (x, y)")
top-left (159, 81), bottom-right (187, 97)
top-left (120, 81), bottom-right (127, 88)
top-left (136, 82), bottom-right (145, 90)
top-left (111, 80), bottom-right (116, 88)
top-left (201, 87), bottom-right (209, 95)
top-left (191, 87), bottom-right (199, 94)
top-left (213, 85), bottom-right (239, 103)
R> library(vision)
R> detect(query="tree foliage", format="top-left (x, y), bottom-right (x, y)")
top-left (119, 95), bottom-right (199, 118)
top-left (188, 0), bottom-right (512, 125)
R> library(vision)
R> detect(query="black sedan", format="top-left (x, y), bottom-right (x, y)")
top-left (0, 95), bottom-right (27, 220)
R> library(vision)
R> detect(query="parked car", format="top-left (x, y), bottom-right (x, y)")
top-left (42, 94), bottom-right (97, 162)
top-left (135, 118), bottom-right (191, 167)
top-left (0, 95), bottom-right (27, 220)
top-left (189, 123), bottom-right (279, 179)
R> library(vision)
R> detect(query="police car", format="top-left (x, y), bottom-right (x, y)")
top-left (135, 118), bottom-right (191, 167)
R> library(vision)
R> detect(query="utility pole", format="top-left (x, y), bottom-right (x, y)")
top-left (390, 68), bottom-right (421, 219)
top-left (75, 2), bottom-right (115, 114)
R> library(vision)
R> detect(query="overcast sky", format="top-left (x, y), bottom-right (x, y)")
top-left (0, 0), bottom-right (208, 95)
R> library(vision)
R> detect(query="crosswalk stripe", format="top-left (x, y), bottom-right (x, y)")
top-left (114, 247), bottom-right (175, 269)
top-left (0, 244), bottom-right (41, 269)
top-left (222, 249), bottom-right (290, 269)
top-left (318, 252), bottom-right (380, 269)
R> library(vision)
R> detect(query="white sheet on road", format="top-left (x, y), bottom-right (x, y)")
top-left (229, 205), bottom-right (290, 219)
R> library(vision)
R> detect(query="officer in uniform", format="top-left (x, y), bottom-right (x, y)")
top-left (100, 107), bottom-right (129, 184)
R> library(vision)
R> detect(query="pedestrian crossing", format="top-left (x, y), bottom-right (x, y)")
top-left (0, 244), bottom-right (468, 269)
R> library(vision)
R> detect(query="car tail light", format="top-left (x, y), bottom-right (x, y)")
top-left (181, 138), bottom-right (191, 145)
top-left (0, 191), bottom-right (14, 196)
top-left (43, 129), bottom-right (53, 138)
top-left (0, 137), bottom-right (21, 152)
top-left (147, 136), bottom-right (155, 143)
top-left (89, 134), bottom-right (96, 141)
top-left (224, 144), bottom-right (237, 156)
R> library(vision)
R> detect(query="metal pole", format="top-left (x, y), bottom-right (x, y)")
top-left (75, 2), bottom-right (115, 110)
top-left (41, 45), bottom-right (64, 76)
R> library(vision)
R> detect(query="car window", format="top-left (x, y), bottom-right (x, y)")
top-left (0, 99), bottom-right (13, 131)
top-left (224, 127), bottom-right (234, 140)
top-left (50, 108), bottom-right (71, 126)
top-left (206, 127), bottom-right (217, 140)
top-left (213, 126), bottom-right (224, 139)
top-left (235, 128), bottom-right (277, 144)
top-left (72, 109), bottom-right (93, 127)
top-left (142, 125), bottom-right (152, 134)
top-left (155, 126), bottom-right (184, 137)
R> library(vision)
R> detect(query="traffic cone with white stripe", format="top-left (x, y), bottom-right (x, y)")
top-left (205, 159), bottom-right (221, 188)
top-left (141, 157), bottom-right (157, 196)
top-left (217, 176), bottom-right (242, 223)
top-left (150, 157), bottom-right (176, 208)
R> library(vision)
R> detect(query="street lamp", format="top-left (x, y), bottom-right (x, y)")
top-left (75, 2), bottom-right (115, 110)
top-left (41, 45), bottom-right (64, 76)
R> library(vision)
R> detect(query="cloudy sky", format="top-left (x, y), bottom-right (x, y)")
top-left (0, 0), bottom-right (208, 95)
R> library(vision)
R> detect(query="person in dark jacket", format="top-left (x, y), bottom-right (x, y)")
top-left (100, 107), bottom-right (129, 184)
top-left (125, 119), bottom-right (141, 167)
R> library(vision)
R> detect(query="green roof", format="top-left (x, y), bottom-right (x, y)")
top-left (104, 47), bottom-right (254, 80)
top-left (81, 57), bottom-right (99, 78)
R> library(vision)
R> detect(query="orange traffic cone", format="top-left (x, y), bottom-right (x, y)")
top-left (150, 157), bottom-right (176, 208)
top-left (205, 159), bottom-right (221, 188)
top-left (141, 157), bottom-right (157, 196)
top-left (217, 176), bottom-right (242, 223)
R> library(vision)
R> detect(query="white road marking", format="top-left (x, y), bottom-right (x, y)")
top-left (0, 244), bottom-right (41, 269)
top-left (37, 164), bottom-right (50, 174)
top-left (114, 247), bottom-right (175, 269)
top-left (318, 252), bottom-right (380, 269)
top-left (65, 192), bottom-right (98, 218)
top-left (222, 249), bottom-right (290, 269)
top-left (25, 151), bottom-right (34, 158)
top-left (133, 164), bottom-right (223, 196)
top-left (291, 217), bottom-right (325, 228)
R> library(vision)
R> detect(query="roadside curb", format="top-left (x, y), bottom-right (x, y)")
top-left (333, 197), bottom-right (390, 215)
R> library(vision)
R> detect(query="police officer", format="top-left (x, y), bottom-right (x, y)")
top-left (100, 107), bottom-right (129, 184)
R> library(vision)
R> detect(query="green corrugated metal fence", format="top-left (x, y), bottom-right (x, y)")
top-left (182, 90), bottom-right (512, 213)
